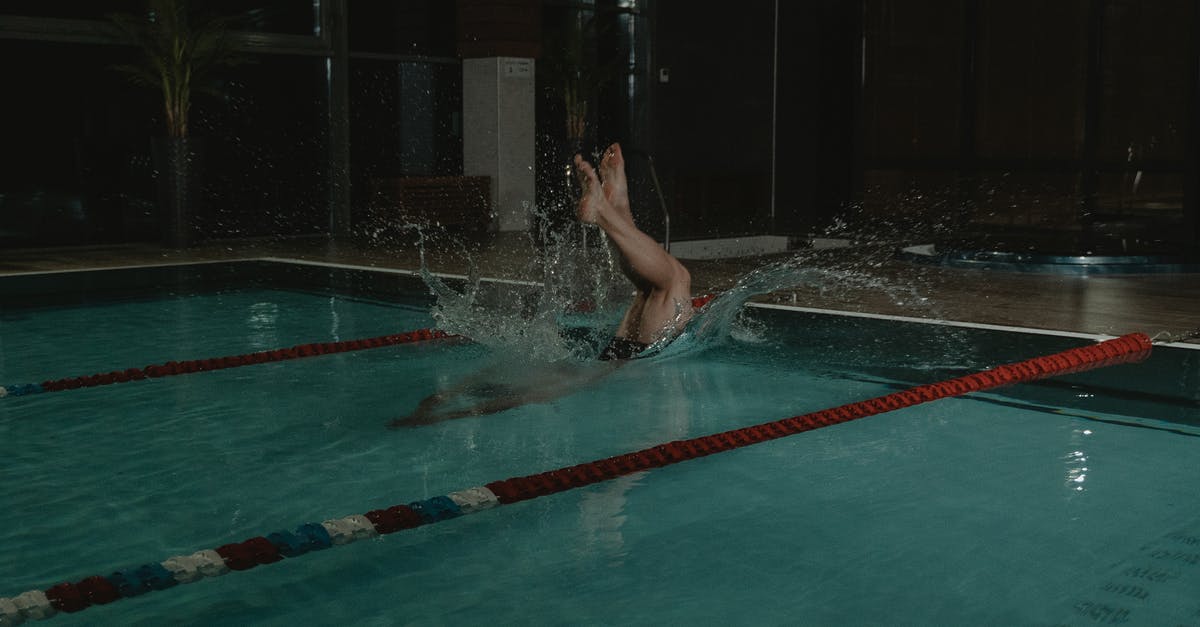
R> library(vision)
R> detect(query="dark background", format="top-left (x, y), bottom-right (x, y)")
top-left (1, 0), bottom-right (1196, 255)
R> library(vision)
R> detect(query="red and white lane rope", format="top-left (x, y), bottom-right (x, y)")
top-left (0, 333), bottom-right (1152, 623)
top-left (0, 296), bottom-right (718, 400)
top-left (0, 328), bottom-right (456, 399)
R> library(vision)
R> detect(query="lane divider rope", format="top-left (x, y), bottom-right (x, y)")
top-left (0, 332), bottom-right (1152, 623)
top-left (0, 295), bottom-right (716, 400)
top-left (0, 328), bottom-right (456, 399)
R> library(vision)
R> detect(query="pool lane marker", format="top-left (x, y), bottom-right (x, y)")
top-left (0, 295), bottom-right (717, 400)
top-left (0, 332), bottom-right (1152, 623)
top-left (0, 328), bottom-right (456, 399)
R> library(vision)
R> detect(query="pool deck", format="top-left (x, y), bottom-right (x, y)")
top-left (2, 233), bottom-right (1198, 345)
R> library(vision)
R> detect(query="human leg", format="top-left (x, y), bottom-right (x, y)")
top-left (598, 143), bottom-right (647, 292)
top-left (599, 143), bottom-right (635, 225)
top-left (576, 145), bottom-right (692, 345)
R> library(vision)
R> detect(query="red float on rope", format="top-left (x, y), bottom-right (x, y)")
top-left (43, 583), bottom-right (87, 613)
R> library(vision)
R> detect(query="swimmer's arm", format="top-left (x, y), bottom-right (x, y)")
top-left (387, 361), bottom-right (625, 428)
top-left (387, 395), bottom-right (524, 428)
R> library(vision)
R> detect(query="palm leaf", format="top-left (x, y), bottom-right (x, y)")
top-left (107, 0), bottom-right (244, 137)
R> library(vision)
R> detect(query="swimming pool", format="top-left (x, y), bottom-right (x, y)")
top-left (2, 260), bottom-right (1198, 625)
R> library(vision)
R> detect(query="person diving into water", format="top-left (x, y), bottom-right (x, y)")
top-left (388, 143), bottom-right (695, 427)
top-left (581, 143), bottom-right (695, 359)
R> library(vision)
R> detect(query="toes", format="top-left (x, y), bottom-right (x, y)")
top-left (573, 154), bottom-right (592, 184)
top-left (600, 143), bottom-right (621, 171)
top-left (607, 143), bottom-right (623, 167)
top-left (577, 159), bottom-right (600, 189)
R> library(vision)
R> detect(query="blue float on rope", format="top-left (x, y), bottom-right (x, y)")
top-left (295, 522), bottom-right (333, 551)
top-left (409, 496), bottom-right (463, 524)
top-left (266, 530), bottom-right (308, 558)
top-left (105, 570), bottom-right (146, 598)
top-left (0, 383), bottom-right (44, 397)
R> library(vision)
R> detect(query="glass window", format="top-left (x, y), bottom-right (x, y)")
top-left (0, 2), bottom-right (143, 20)
top-left (192, 54), bottom-right (331, 238)
top-left (0, 39), bottom-right (157, 246)
top-left (0, 38), bottom-right (331, 246)
top-left (349, 57), bottom-right (463, 225)
top-left (638, 1), bottom-right (776, 238)
top-left (975, 0), bottom-right (1088, 160)
top-left (208, 0), bottom-right (319, 35)
top-left (1096, 0), bottom-right (1196, 163)
top-left (861, 0), bottom-right (963, 160)
top-left (348, 0), bottom-right (455, 56)
top-left (1, 2), bottom-right (319, 35)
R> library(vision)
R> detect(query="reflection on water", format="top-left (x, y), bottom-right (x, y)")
top-left (571, 360), bottom-right (697, 560)
top-left (246, 301), bottom-right (279, 350)
top-left (1064, 427), bottom-right (1093, 493)
top-left (576, 473), bottom-right (640, 565)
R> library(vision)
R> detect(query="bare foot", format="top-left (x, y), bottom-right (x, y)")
top-left (599, 143), bottom-right (631, 219)
top-left (575, 154), bottom-right (611, 225)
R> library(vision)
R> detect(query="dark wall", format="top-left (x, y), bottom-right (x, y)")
top-left (774, 0), bottom-right (859, 234)
top-left (646, 1), bottom-right (859, 239)
top-left (2, 0), bottom-right (1196, 251)
top-left (650, 1), bottom-right (776, 238)
top-left (647, 0), bottom-right (1197, 250)
top-left (856, 0), bottom-right (1198, 254)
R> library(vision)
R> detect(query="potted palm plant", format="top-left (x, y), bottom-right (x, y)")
top-left (109, 0), bottom-right (241, 248)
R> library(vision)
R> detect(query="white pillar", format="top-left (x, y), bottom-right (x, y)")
top-left (462, 57), bottom-right (536, 232)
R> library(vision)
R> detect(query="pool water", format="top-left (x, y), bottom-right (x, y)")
top-left (2, 268), bottom-right (1199, 625)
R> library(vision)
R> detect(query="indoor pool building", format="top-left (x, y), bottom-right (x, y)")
top-left (1, 1), bottom-right (1198, 625)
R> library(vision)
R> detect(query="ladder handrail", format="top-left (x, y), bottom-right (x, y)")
top-left (624, 147), bottom-right (671, 253)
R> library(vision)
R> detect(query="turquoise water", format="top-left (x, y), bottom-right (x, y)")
top-left (2, 284), bottom-right (1199, 625)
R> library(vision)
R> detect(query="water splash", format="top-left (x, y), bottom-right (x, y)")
top-left (662, 252), bottom-right (917, 355)
top-left (411, 214), bottom-right (937, 366)
top-left (407, 206), bottom-right (630, 363)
